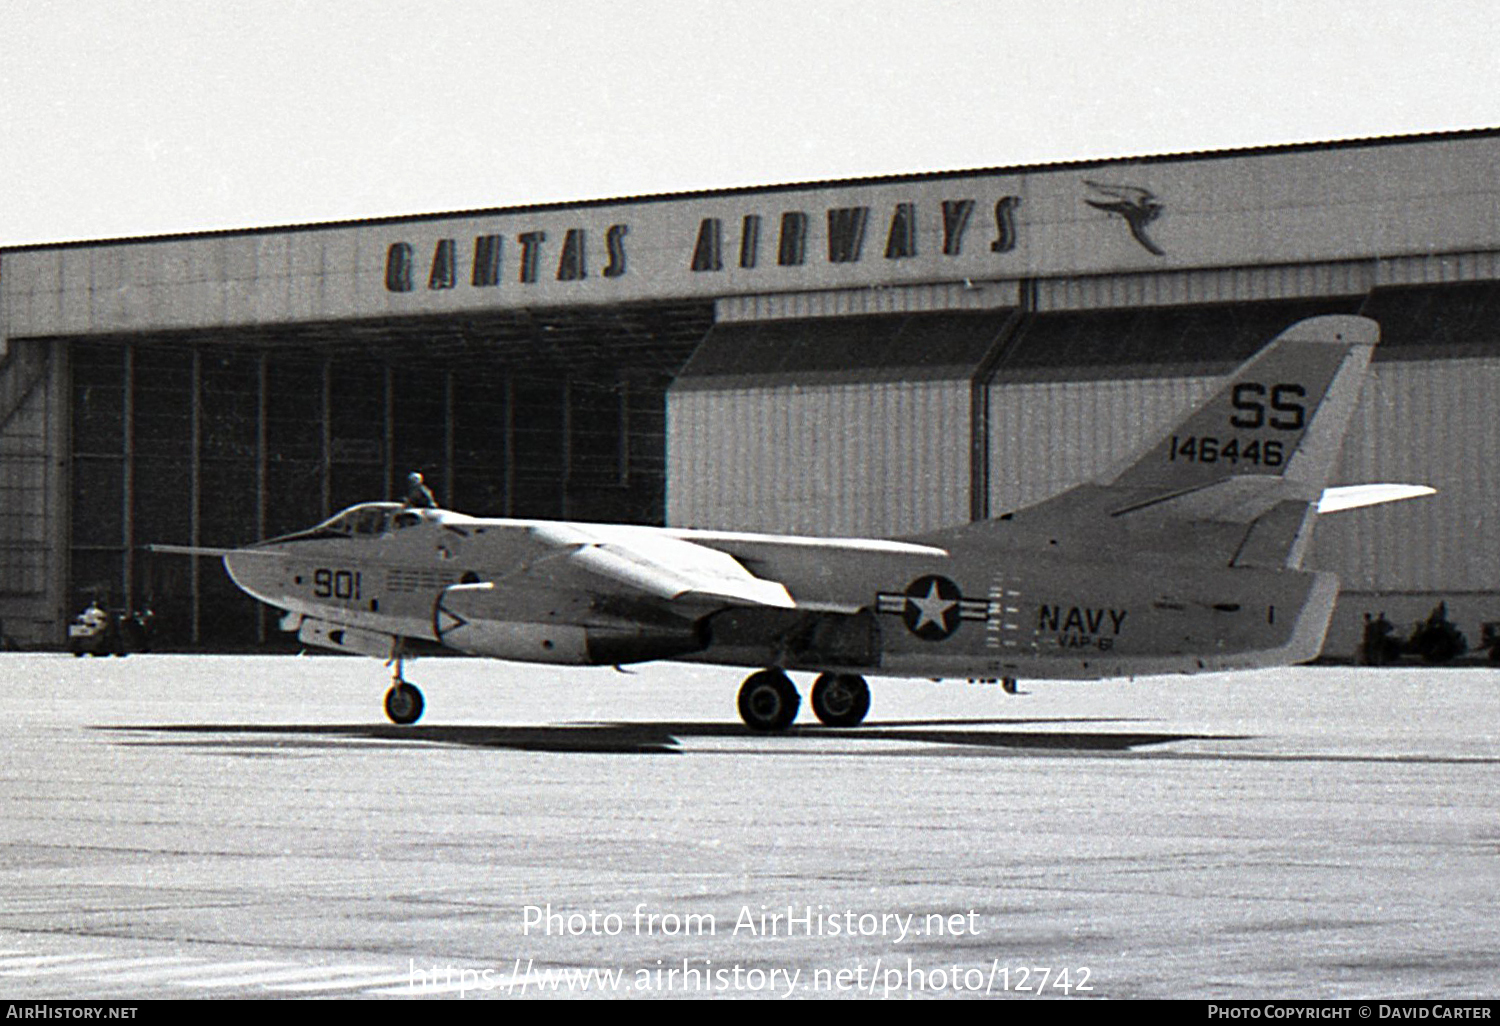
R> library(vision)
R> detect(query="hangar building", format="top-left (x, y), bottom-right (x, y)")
top-left (3, 128), bottom-right (1499, 657)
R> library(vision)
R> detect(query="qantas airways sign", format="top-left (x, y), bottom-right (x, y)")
top-left (381, 193), bottom-right (1036, 296)
top-left (342, 137), bottom-right (1500, 311)
top-left (12, 137), bottom-right (1496, 340)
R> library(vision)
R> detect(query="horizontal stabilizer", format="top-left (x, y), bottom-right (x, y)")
top-left (1317, 483), bottom-right (1436, 513)
top-left (1106, 477), bottom-right (1435, 523)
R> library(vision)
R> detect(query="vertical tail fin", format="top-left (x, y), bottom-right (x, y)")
top-left (922, 315), bottom-right (1381, 570)
top-left (1104, 314), bottom-right (1378, 496)
top-left (1099, 314), bottom-right (1379, 568)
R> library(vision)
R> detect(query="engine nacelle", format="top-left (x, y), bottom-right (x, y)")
top-left (433, 583), bottom-right (706, 665)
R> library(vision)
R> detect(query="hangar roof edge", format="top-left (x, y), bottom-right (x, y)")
top-left (6, 125), bottom-right (1500, 255)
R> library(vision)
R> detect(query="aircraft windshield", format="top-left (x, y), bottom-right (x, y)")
top-left (317, 502), bottom-right (407, 538)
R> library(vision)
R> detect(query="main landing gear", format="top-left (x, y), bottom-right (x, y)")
top-left (383, 650), bottom-right (424, 725)
top-left (810, 672), bottom-right (871, 727)
top-left (736, 670), bottom-right (871, 731)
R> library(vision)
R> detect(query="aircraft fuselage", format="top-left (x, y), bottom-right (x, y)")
top-left (226, 503), bottom-right (1335, 683)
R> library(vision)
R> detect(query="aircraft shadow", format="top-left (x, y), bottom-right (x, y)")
top-left (103, 720), bottom-right (1243, 757)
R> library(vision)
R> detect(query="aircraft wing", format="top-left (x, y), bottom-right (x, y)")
top-left (527, 524), bottom-right (796, 609)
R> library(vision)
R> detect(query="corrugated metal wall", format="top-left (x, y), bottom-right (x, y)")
top-left (668, 310), bottom-right (1014, 534)
top-left (1034, 261), bottom-right (1375, 312)
top-left (1376, 250), bottom-right (1500, 287)
top-left (668, 380), bottom-right (970, 536)
top-left (986, 375), bottom-right (1218, 513)
top-left (716, 281), bottom-right (1020, 322)
top-left (1310, 359), bottom-right (1500, 592)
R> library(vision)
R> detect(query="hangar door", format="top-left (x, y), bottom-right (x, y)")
top-left (64, 303), bottom-right (712, 648)
top-left (668, 309), bottom-right (1017, 537)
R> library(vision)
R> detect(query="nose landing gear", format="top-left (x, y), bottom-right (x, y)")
top-left (384, 681), bottom-right (424, 725)
top-left (383, 650), bottom-right (425, 725)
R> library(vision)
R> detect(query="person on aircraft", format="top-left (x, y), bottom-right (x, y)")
top-left (404, 471), bottom-right (438, 509)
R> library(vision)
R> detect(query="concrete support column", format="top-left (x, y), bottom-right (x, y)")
top-left (503, 374), bottom-right (515, 516)
top-left (319, 357), bottom-right (332, 519)
top-left (383, 364), bottom-right (394, 501)
top-left (189, 350), bottom-right (201, 645)
top-left (443, 369), bottom-right (455, 509)
top-left (255, 352), bottom-right (268, 644)
top-left (121, 345), bottom-right (135, 607)
top-left (46, 341), bottom-right (71, 644)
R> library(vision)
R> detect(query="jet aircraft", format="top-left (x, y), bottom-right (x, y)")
top-left (162, 314), bottom-right (1430, 729)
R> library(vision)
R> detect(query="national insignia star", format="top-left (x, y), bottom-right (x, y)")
top-left (908, 580), bottom-right (957, 632)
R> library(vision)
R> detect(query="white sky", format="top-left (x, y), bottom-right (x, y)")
top-left (2, 0), bottom-right (1497, 246)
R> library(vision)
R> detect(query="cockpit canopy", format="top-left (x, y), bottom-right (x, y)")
top-left (308, 502), bottom-right (428, 539)
top-left (255, 501), bottom-right (469, 547)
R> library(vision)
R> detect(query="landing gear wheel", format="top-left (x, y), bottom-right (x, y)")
top-left (810, 673), bottom-right (870, 727)
top-left (737, 669), bottom-right (800, 731)
top-left (384, 682), bottom-right (424, 725)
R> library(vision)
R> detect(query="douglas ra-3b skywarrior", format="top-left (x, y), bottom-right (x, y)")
top-left (168, 315), bottom-right (1431, 730)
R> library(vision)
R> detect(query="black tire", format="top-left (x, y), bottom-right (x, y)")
top-left (384, 682), bottom-right (425, 725)
top-left (810, 673), bottom-right (870, 727)
top-left (737, 669), bottom-right (800, 731)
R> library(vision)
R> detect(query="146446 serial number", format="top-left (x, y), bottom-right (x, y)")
top-left (1168, 436), bottom-right (1285, 466)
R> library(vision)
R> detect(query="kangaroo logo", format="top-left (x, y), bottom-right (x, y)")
top-left (1084, 180), bottom-right (1165, 256)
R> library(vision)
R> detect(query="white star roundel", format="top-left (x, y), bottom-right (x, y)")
top-left (875, 575), bottom-right (990, 641)
top-left (902, 575), bottom-right (963, 641)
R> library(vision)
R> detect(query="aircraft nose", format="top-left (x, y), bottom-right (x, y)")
top-left (223, 547), bottom-right (284, 604)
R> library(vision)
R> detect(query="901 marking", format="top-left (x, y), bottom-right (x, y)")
top-left (313, 568), bottom-right (362, 601)
top-left (1169, 436), bottom-right (1284, 466)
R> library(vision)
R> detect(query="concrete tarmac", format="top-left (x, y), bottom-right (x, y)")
top-left (0, 652), bottom-right (1497, 1000)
